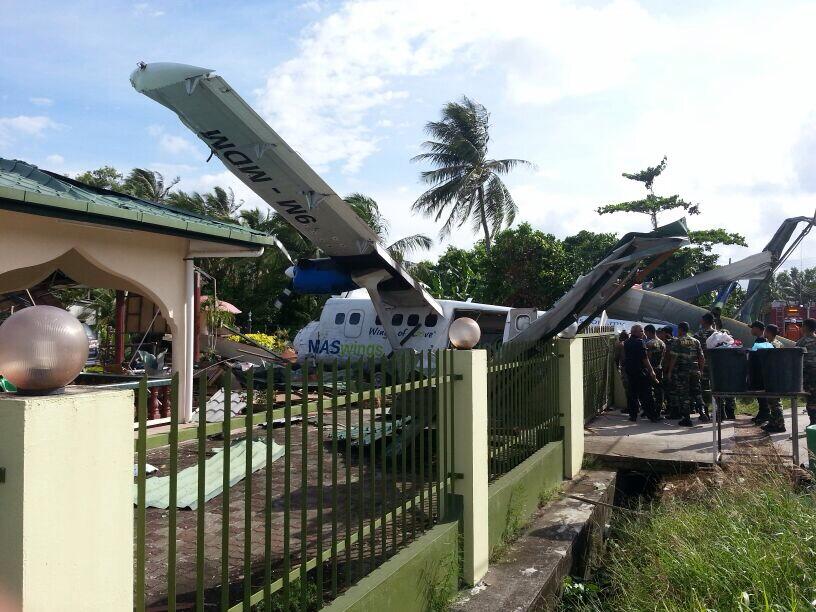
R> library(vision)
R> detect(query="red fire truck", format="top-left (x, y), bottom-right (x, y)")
top-left (767, 301), bottom-right (816, 340)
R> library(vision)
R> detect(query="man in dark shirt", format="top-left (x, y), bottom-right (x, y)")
top-left (623, 324), bottom-right (660, 422)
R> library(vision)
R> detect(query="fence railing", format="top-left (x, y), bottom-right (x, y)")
top-left (133, 350), bottom-right (455, 611)
top-left (486, 340), bottom-right (561, 481)
top-left (580, 333), bottom-right (615, 422)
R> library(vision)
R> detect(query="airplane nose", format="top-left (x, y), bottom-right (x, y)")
top-left (284, 266), bottom-right (295, 279)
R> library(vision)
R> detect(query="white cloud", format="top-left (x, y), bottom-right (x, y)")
top-left (29, 97), bottom-right (54, 107)
top-left (133, 2), bottom-right (164, 17)
top-left (0, 115), bottom-right (58, 148)
top-left (45, 154), bottom-right (65, 166)
top-left (256, 0), bottom-right (653, 174)
top-left (147, 125), bottom-right (199, 157)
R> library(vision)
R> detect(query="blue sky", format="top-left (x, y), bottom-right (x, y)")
top-left (3, 0), bottom-right (816, 267)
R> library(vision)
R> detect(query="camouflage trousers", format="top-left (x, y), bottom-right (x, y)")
top-left (767, 397), bottom-right (785, 429)
top-left (663, 369), bottom-right (680, 418)
top-left (804, 366), bottom-right (816, 425)
top-left (673, 368), bottom-right (704, 419)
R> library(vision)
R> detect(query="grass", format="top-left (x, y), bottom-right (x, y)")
top-left (560, 464), bottom-right (816, 611)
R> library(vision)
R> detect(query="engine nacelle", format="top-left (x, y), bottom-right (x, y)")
top-left (289, 258), bottom-right (358, 294)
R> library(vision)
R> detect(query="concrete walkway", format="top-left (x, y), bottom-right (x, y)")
top-left (585, 410), bottom-right (727, 469)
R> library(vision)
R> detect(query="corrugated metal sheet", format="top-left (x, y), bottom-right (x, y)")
top-left (0, 158), bottom-right (275, 247)
top-left (135, 438), bottom-right (283, 509)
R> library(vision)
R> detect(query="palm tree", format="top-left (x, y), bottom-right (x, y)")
top-left (411, 97), bottom-right (533, 253)
top-left (345, 193), bottom-right (432, 262)
top-left (123, 168), bottom-right (180, 202)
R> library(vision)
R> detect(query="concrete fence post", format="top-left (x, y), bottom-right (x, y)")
top-left (448, 349), bottom-right (489, 586)
top-left (0, 389), bottom-right (134, 611)
top-left (557, 337), bottom-right (585, 479)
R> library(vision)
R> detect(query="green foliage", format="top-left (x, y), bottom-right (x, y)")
top-left (771, 266), bottom-right (816, 303)
top-left (490, 486), bottom-right (526, 562)
top-left (122, 168), bottom-right (179, 202)
top-left (74, 166), bottom-right (125, 191)
top-left (561, 466), bottom-right (816, 611)
top-left (228, 331), bottom-right (290, 352)
top-left (597, 157), bottom-right (700, 230)
top-left (481, 223), bottom-right (571, 307)
top-left (423, 547), bottom-right (460, 612)
top-left (344, 193), bottom-right (432, 262)
top-left (412, 96), bottom-right (533, 252)
top-left (254, 578), bottom-right (319, 611)
top-left (414, 227), bottom-right (620, 308)
top-left (413, 246), bottom-right (486, 302)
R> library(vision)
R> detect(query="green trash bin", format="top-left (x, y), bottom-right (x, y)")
top-left (0, 375), bottom-right (16, 392)
top-left (807, 425), bottom-right (816, 474)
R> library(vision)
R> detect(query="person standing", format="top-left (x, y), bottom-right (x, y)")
top-left (615, 330), bottom-right (632, 414)
top-left (762, 323), bottom-right (786, 433)
top-left (696, 312), bottom-right (736, 420)
top-left (797, 318), bottom-right (816, 426)
top-left (660, 325), bottom-right (681, 418)
top-left (623, 325), bottom-right (660, 422)
top-left (750, 321), bottom-right (772, 425)
top-left (644, 325), bottom-right (665, 414)
top-left (666, 321), bottom-right (710, 426)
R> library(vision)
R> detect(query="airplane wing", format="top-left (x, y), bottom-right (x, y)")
top-left (130, 62), bottom-right (442, 315)
top-left (510, 219), bottom-right (690, 344)
top-left (651, 251), bottom-right (773, 302)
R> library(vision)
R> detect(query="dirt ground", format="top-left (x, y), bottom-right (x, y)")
top-left (138, 405), bottom-right (440, 609)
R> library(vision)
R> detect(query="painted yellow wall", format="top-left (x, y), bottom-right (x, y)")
top-left (0, 389), bottom-right (134, 611)
top-left (558, 337), bottom-right (585, 478)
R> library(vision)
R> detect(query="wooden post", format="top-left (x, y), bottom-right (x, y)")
top-left (114, 290), bottom-right (126, 366)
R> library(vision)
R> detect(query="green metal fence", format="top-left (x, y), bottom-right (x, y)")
top-left (486, 340), bottom-right (561, 481)
top-left (133, 350), bottom-right (456, 611)
top-left (580, 333), bottom-right (615, 422)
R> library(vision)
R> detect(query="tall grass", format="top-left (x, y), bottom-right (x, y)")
top-left (562, 465), bottom-right (816, 611)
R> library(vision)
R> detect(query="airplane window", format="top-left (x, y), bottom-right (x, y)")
top-left (335, 313), bottom-right (345, 325)
top-left (391, 314), bottom-right (403, 326)
top-left (425, 314), bottom-right (438, 327)
top-left (349, 312), bottom-right (361, 325)
top-left (375, 316), bottom-right (381, 325)
top-left (407, 314), bottom-right (419, 326)
top-left (516, 315), bottom-right (531, 331)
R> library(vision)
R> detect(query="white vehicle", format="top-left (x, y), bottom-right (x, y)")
top-left (131, 62), bottom-right (688, 365)
top-left (293, 289), bottom-right (542, 363)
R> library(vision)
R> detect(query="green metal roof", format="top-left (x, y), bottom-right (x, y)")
top-left (0, 158), bottom-right (275, 248)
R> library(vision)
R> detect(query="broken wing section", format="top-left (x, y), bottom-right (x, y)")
top-left (652, 252), bottom-right (773, 302)
top-left (509, 219), bottom-right (690, 344)
top-left (130, 62), bottom-right (441, 314)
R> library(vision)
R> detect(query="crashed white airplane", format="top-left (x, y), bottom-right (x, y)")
top-left (131, 62), bottom-right (688, 363)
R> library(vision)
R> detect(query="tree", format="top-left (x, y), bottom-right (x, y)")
top-left (344, 193), bottom-right (432, 262)
top-left (123, 168), bottom-right (179, 203)
top-left (562, 230), bottom-right (619, 279)
top-left (74, 166), bottom-right (125, 191)
top-left (772, 267), bottom-right (816, 303)
top-left (413, 246), bottom-right (486, 302)
top-left (597, 156), bottom-right (700, 230)
top-left (411, 96), bottom-right (533, 253)
top-left (480, 223), bottom-right (572, 307)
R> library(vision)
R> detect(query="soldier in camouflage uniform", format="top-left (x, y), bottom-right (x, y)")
top-left (762, 324), bottom-right (786, 433)
top-left (666, 321), bottom-right (710, 425)
top-left (659, 326), bottom-right (680, 418)
top-left (797, 318), bottom-right (816, 426)
top-left (644, 325), bottom-right (665, 414)
top-left (695, 312), bottom-right (736, 420)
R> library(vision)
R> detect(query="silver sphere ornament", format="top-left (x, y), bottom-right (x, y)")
top-left (0, 305), bottom-right (89, 393)
top-left (449, 317), bottom-right (481, 349)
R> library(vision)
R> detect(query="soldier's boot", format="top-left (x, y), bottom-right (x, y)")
top-left (723, 398), bottom-right (736, 420)
top-left (753, 399), bottom-right (770, 424)
top-left (678, 416), bottom-right (694, 426)
top-left (762, 401), bottom-right (785, 433)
